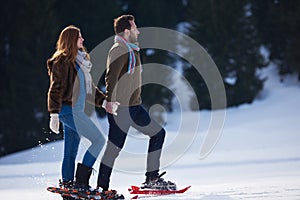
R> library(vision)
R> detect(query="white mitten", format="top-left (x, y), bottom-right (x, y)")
top-left (49, 113), bottom-right (60, 134)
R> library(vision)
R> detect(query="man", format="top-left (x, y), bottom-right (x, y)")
top-left (97, 15), bottom-right (176, 192)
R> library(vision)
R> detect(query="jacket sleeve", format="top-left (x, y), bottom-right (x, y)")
top-left (105, 46), bottom-right (128, 102)
top-left (47, 61), bottom-right (66, 113)
top-left (86, 82), bottom-right (105, 108)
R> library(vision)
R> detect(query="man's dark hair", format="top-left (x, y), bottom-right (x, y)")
top-left (114, 15), bottom-right (135, 35)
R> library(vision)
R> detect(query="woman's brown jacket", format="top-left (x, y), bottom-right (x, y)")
top-left (47, 56), bottom-right (105, 113)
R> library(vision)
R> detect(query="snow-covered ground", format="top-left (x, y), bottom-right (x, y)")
top-left (1, 65), bottom-right (300, 199)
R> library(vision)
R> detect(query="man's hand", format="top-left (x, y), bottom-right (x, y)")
top-left (102, 100), bottom-right (120, 116)
top-left (49, 113), bottom-right (60, 134)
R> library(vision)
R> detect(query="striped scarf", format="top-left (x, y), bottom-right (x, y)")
top-left (114, 35), bottom-right (140, 74)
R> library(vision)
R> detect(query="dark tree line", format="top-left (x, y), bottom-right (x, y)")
top-left (252, 0), bottom-right (300, 80)
top-left (0, 0), bottom-right (299, 157)
top-left (184, 0), bottom-right (267, 109)
top-left (0, 0), bottom-right (124, 156)
top-left (182, 0), bottom-right (300, 109)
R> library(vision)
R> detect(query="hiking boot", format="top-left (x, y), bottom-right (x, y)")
top-left (142, 171), bottom-right (177, 190)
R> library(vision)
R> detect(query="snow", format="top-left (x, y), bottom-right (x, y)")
top-left (1, 64), bottom-right (300, 199)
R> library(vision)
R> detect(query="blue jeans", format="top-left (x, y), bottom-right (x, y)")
top-left (59, 109), bottom-right (105, 182)
top-left (97, 105), bottom-right (166, 190)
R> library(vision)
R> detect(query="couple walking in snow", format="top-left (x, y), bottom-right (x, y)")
top-left (47, 14), bottom-right (175, 198)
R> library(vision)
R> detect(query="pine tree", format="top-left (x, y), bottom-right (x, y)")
top-left (0, 0), bottom-right (124, 156)
top-left (252, 0), bottom-right (300, 81)
top-left (184, 0), bottom-right (267, 109)
top-left (0, 0), bottom-right (61, 156)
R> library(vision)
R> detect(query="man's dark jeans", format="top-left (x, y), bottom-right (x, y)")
top-left (97, 105), bottom-right (166, 190)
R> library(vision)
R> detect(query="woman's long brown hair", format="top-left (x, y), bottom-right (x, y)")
top-left (49, 25), bottom-right (80, 64)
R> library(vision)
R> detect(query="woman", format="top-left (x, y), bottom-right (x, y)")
top-left (47, 25), bottom-right (115, 192)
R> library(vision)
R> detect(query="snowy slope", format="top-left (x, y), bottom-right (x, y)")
top-left (0, 65), bottom-right (300, 200)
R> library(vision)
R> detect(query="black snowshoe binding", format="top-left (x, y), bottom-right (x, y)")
top-left (142, 171), bottom-right (177, 190)
top-left (59, 179), bottom-right (74, 189)
top-left (100, 190), bottom-right (125, 199)
top-left (91, 188), bottom-right (125, 199)
top-left (59, 179), bottom-right (76, 200)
